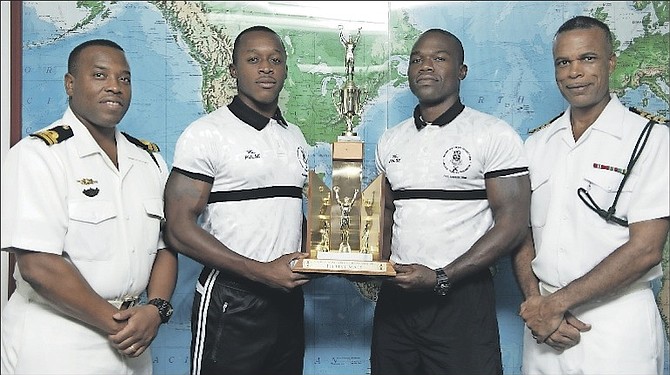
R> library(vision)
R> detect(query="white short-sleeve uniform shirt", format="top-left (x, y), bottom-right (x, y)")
top-left (525, 95), bottom-right (668, 288)
top-left (171, 97), bottom-right (309, 262)
top-left (376, 103), bottom-right (528, 269)
top-left (1, 106), bottom-right (168, 374)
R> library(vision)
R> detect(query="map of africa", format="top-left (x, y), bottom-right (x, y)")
top-left (19, 1), bottom-right (669, 374)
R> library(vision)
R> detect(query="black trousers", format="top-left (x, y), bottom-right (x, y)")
top-left (371, 269), bottom-right (503, 375)
top-left (190, 267), bottom-right (305, 375)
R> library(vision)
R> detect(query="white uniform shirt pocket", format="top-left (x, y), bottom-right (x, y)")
top-left (582, 169), bottom-right (632, 222)
top-left (143, 198), bottom-right (164, 219)
top-left (529, 171), bottom-right (550, 228)
top-left (142, 198), bottom-right (165, 255)
top-left (66, 200), bottom-right (117, 261)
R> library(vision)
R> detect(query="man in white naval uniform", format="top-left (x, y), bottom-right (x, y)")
top-left (1, 39), bottom-right (177, 375)
top-left (513, 16), bottom-right (669, 375)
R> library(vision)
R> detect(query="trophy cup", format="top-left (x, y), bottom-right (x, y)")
top-left (292, 27), bottom-right (395, 276)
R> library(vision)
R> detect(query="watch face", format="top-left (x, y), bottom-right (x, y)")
top-left (434, 269), bottom-right (450, 296)
top-left (150, 298), bottom-right (173, 323)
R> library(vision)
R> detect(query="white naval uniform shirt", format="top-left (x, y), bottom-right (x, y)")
top-left (525, 95), bottom-right (668, 288)
top-left (375, 106), bottom-right (528, 269)
top-left (1, 107), bottom-right (167, 374)
top-left (171, 101), bottom-right (309, 262)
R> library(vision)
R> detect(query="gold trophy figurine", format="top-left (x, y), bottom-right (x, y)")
top-left (333, 186), bottom-right (359, 253)
top-left (318, 188), bottom-right (331, 218)
top-left (361, 221), bottom-right (371, 254)
top-left (316, 220), bottom-right (330, 252)
top-left (363, 192), bottom-right (374, 216)
top-left (340, 26), bottom-right (360, 79)
top-left (334, 26), bottom-right (365, 137)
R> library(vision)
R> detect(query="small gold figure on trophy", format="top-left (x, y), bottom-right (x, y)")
top-left (316, 220), bottom-right (330, 252)
top-left (333, 186), bottom-right (359, 253)
top-left (363, 192), bottom-right (375, 217)
top-left (318, 191), bottom-right (331, 219)
top-left (360, 221), bottom-right (371, 254)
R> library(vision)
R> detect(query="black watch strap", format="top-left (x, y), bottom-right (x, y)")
top-left (434, 268), bottom-right (451, 296)
top-left (148, 298), bottom-right (173, 324)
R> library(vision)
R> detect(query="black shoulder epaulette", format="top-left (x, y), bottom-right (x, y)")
top-left (629, 107), bottom-right (669, 125)
top-left (528, 112), bottom-right (563, 135)
top-left (122, 132), bottom-right (160, 152)
top-left (30, 125), bottom-right (74, 145)
top-left (122, 132), bottom-right (161, 170)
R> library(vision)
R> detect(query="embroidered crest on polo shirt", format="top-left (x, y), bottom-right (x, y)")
top-left (389, 154), bottom-right (401, 163)
top-left (78, 177), bottom-right (100, 197)
top-left (297, 146), bottom-right (308, 174)
top-left (443, 146), bottom-right (471, 175)
top-left (244, 149), bottom-right (261, 160)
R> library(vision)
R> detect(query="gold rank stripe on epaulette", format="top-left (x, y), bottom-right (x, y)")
top-left (121, 132), bottom-right (161, 170)
top-left (528, 112), bottom-right (563, 135)
top-left (141, 139), bottom-right (160, 152)
top-left (30, 125), bottom-right (74, 145)
top-left (629, 107), bottom-right (669, 124)
top-left (121, 132), bottom-right (160, 153)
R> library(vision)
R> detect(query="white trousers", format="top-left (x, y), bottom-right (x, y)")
top-left (521, 283), bottom-right (665, 375)
top-left (1, 292), bottom-right (152, 375)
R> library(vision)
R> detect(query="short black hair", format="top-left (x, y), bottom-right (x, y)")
top-left (231, 25), bottom-right (286, 65)
top-left (555, 16), bottom-right (614, 54)
top-left (417, 29), bottom-right (465, 65)
top-left (68, 39), bottom-right (125, 74)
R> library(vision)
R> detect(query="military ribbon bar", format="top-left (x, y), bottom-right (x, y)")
top-left (593, 163), bottom-right (627, 175)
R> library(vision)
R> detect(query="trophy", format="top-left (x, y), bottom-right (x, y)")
top-left (292, 27), bottom-right (395, 276)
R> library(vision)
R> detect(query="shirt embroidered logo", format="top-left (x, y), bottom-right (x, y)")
top-left (244, 150), bottom-right (261, 159)
top-left (443, 146), bottom-right (471, 174)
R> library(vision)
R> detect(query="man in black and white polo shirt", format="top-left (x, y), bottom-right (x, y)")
top-left (371, 29), bottom-right (531, 375)
top-left (164, 26), bottom-right (312, 375)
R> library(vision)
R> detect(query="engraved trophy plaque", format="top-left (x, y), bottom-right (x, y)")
top-left (293, 27), bottom-right (395, 276)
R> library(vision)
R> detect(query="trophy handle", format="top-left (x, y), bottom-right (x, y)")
top-left (332, 87), bottom-right (343, 116)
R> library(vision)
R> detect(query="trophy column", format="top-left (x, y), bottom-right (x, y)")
top-left (293, 27), bottom-right (394, 276)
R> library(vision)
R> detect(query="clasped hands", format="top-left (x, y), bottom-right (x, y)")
top-left (519, 295), bottom-right (591, 352)
top-left (109, 304), bottom-right (162, 358)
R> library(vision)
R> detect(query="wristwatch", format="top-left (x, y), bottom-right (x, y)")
top-left (434, 268), bottom-right (451, 296)
top-left (148, 298), bottom-right (174, 324)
